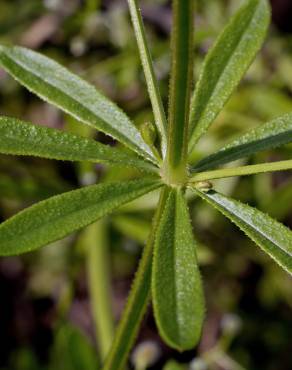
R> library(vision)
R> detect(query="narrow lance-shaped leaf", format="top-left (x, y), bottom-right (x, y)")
top-left (0, 45), bottom-right (156, 163)
top-left (0, 117), bottom-right (158, 174)
top-left (194, 189), bottom-right (292, 275)
top-left (152, 189), bottom-right (205, 351)
top-left (103, 187), bottom-right (170, 370)
top-left (0, 178), bottom-right (161, 256)
top-left (127, 0), bottom-right (168, 156)
top-left (192, 113), bottom-right (292, 172)
top-left (189, 0), bottom-right (270, 152)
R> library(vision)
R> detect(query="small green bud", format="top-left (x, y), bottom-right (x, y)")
top-left (194, 181), bottom-right (213, 192)
top-left (140, 122), bottom-right (161, 161)
top-left (140, 122), bottom-right (157, 147)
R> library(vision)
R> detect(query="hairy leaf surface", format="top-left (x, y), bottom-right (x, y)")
top-left (152, 189), bottom-right (204, 350)
top-left (0, 117), bottom-right (157, 173)
top-left (189, 0), bottom-right (270, 151)
top-left (192, 113), bottom-right (292, 172)
top-left (194, 189), bottom-right (292, 274)
top-left (0, 179), bottom-right (161, 256)
top-left (0, 45), bottom-right (156, 162)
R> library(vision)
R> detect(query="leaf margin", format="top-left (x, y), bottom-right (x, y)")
top-left (192, 113), bottom-right (292, 172)
top-left (193, 188), bottom-right (292, 275)
top-left (188, 0), bottom-right (270, 152)
top-left (0, 178), bottom-right (162, 256)
top-left (152, 187), bottom-right (205, 351)
top-left (0, 116), bottom-right (158, 174)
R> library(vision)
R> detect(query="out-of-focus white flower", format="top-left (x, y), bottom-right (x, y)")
top-left (44, 0), bottom-right (61, 11)
top-left (70, 37), bottom-right (88, 57)
top-left (190, 358), bottom-right (208, 370)
top-left (131, 340), bottom-right (161, 370)
top-left (221, 313), bottom-right (242, 336)
top-left (80, 172), bottom-right (97, 186)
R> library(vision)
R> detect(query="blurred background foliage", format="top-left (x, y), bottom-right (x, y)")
top-left (0, 1), bottom-right (291, 369)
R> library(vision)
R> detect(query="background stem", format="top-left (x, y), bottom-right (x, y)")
top-left (73, 121), bottom-right (115, 360)
top-left (85, 219), bottom-right (114, 360)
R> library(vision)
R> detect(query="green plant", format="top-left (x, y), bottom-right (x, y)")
top-left (0, 0), bottom-right (291, 368)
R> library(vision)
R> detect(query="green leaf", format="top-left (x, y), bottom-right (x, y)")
top-left (0, 173), bottom-right (67, 201)
top-left (189, 0), bottom-right (270, 152)
top-left (103, 187), bottom-right (170, 370)
top-left (13, 348), bottom-right (40, 370)
top-left (192, 113), bottom-right (292, 172)
top-left (0, 178), bottom-right (161, 256)
top-left (163, 360), bottom-right (186, 370)
top-left (194, 189), bottom-right (292, 274)
top-left (50, 324), bottom-right (99, 370)
top-left (127, 0), bottom-right (168, 156)
top-left (262, 181), bottom-right (292, 220)
top-left (0, 45), bottom-right (156, 163)
top-left (112, 215), bottom-right (150, 244)
top-left (0, 116), bottom-right (158, 173)
top-left (163, 0), bottom-right (194, 182)
top-left (152, 189), bottom-right (205, 350)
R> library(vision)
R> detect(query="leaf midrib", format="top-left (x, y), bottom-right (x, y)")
top-left (173, 223), bottom-right (181, 347)
top-left (2, 52), bottom-right (155, 163)
top-left (2, 195), bottom-right (125, 247)
top-left (1, 122), bottom-right (158, 173)
top-left (172, 193), bottom-right (184, 348)
top-left (1, 182), bottom-right (160, 252)
top-left (3, 130), bottom-right (124, 162)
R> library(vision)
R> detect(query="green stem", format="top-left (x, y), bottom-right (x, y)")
top-left (103, 187), bottom-right (170, 370)
top-left (70, 119), bottom-right (114, 360)
top-left (85, 220), bottom-right (114, 359)
top-left (128, 0), bottom-right (168, 157)
top-left (163, 0), bottom-right (195, 185)
top-left (190, 160), bottom-right (292, 182)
